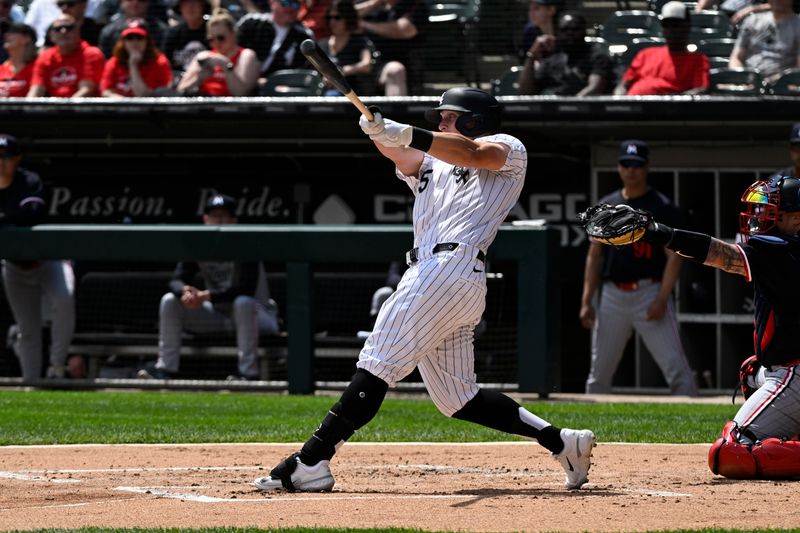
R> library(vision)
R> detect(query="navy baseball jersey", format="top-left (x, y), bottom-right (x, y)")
top-left (737, 234), bottom-right (800, 367)
top-left (0, 168), bottom-right (46, 226)
top-left (599, 188), bottom-right (680, 282)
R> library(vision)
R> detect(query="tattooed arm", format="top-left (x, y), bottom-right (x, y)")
top-left (703, 238), bottom-right (748, 277)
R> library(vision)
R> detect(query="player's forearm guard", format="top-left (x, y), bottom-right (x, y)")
top-left (647, 223), bottom-right (712, 263)
top-left (409, 127), bottom-right (434, 152)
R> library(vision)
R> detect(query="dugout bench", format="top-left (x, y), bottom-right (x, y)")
top-left (0, 224), bottom-right (560, 394)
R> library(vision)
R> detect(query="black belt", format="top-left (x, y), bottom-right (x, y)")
top-left (406, 242), bottom-right (485, 266)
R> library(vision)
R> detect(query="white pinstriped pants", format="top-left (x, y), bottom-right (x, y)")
top-left (586, 281), bottom-right (697, 395)
top-left (734, 364), bottom-right (800, 443)
top-left (357, 244), bottom-right (487, 416)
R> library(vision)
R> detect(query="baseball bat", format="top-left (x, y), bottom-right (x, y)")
top-left (299, 39), bottom-right (374, 121)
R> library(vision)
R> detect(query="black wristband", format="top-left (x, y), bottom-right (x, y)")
top-left (409, 127), bottom-right (434, 152)
top-left (666, 229), bottom-right (712, 263)
top-left (645, 221), bottom-right (674, 247)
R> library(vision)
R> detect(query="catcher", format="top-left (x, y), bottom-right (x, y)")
top-left (581, 175), bottom-right (800, 479)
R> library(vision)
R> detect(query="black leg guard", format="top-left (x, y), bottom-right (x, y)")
top-left (301, 369), bottom-right (388, 465)
top-left (452, 389), bottom-right (563, 453)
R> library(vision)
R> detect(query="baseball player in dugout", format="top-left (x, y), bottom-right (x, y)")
top-left (137, 194), bottom-right (280, 381)
top-left (580, 140), bottom-right (698, 396)
top-left (254, 87), bottom-right (597, 494)
top-left (581, 174), bottom-right (800, 479)
top-left (0, 133), bottom-right (77, 382)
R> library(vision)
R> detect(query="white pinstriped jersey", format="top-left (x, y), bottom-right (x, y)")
top-left (397, 133), bottom-right (527, 253)
top-left (356, 133), bottom-right (528, 416)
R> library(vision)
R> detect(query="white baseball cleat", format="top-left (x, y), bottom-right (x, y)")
top-left (254, 453), bottom-right (335, 492)
top-left (553, 428), bottom-right (596, 489)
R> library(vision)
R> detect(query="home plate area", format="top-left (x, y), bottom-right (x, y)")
top-left (0, 442), bottom-right (797, 532)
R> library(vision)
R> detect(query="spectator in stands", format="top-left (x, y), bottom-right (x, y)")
top-left (729, 0), bottom-right (800, 81)
top-left (25, 0), bottom-right (104, 48)
top-left (356, 0), bottom-right (427, 96)
top-left (770, 122), bottom-right (800, 179)
top-left (27, 13), bottom-right (105, 96)
top-left (100, 18), bottom-right (172, 96)
top-left (176, 7), bottom-right (259, 95)
top-left (318, 0), bottom-right (373, 95)
top-left (235, 0), bottom-right (313, 83)
top-left (0, 133), bottom-right (76, 382)
top-left (299, 0), bottom-right (332, 39)
top-left (519, 0), bottom-right (562, 64)
top-left (162, 0), bottom-right (210, 76)
top-left (0, 23), bottom-right (37, 97)
top-left (57, 0), bottom-right (102, 46)
top-left (138, 193), bottom-right (280, 381)
top-left (98, 0), bottom-right (168, 57)
top-left (518, 12), bottom-right (613, 96)
top-left (0, 0), bottom-right (23, 63)
top-left (614, 1), bottom-right (709, 95)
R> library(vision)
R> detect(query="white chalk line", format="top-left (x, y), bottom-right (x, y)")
top-left (0, 471), bottom-right (81, 483)
top-left (114, 486), bottom-right (497, 503)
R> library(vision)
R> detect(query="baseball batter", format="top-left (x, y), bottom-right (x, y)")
top-left (586, 175), bottom-right (800, 479)
top-left (254, 88), bottom-right (596, 493)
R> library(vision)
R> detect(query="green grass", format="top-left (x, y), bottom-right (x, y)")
top-left (0, 390), bottom-right (738, 445)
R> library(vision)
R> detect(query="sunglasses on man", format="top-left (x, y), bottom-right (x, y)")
top-left (277, 0), bottom-right (300, 8)
top-left (52, 23), bottom-right (76, 33)
top-left (57, 1), bottom-right (79, 7)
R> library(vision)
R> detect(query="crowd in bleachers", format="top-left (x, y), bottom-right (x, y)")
top-left (3, 0), bottom-right (799, 98)
top-left (0, 0), bottom-right (432, 96)
top-left (511, 0), bottom-right (800, 96)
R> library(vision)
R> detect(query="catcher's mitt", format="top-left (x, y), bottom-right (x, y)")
top-left (579, 203), bottom-right (653, 246)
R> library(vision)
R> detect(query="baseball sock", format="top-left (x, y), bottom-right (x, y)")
top-left (300, 369), bottom-right (388, 466)
top-left (452, 389), bottom-right (564, 454)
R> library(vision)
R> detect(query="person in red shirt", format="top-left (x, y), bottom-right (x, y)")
top-left (27, 13), bottom-right (105, 97)
top-left (614, 1), bottom-right (709, 96)
top-left (0, 23), bottom-right (37, 97)
top-left (101, 19), bottom-right (172, 98)
top-left (176, 8), bottom-right (259, 96)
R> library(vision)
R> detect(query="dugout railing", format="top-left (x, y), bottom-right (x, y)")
top-left (0, 224), bottom-right (561, 395)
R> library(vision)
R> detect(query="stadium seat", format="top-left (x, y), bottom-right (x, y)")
top-left (687, 10), bottom-right (731, 43)
top-left (600, 10), bottom-right (661, 45)
top-left (708, 67), bottom-right (763, 95)
top-left (698, 37), bottom-right (735, 66)
top-left (764, 68), bottom-right (800, 96)
top-left (490, 65), bottom-right (522, 96)
top-left (616, 37), bottom-right (666, 71)
top-left (421, 0), bottom-right (481, 89)
top-left (260, 69), bottom-right (325, 97)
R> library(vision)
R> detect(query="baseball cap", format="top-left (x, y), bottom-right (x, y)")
top-left (0, 134), bottom-right (22, 158)
top-left (121, 18), bottom-right (148, 38)
top-left (789, 123), bottom-right (800, 144)
top-left (660, 0), bottom-right (689, 20)
top-left (4, 23), bottom-right (37, 43)
top-left (532, 0), bottom-right (563, 5)
top-left (618, 139), bottom-right (649, 164)
top-left (204, 194), bottom-right (237, 215)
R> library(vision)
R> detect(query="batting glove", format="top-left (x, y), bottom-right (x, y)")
top-left (370, 119), bottom-right (413, 147)
top-left (359, 107), bottom-right (385, 136)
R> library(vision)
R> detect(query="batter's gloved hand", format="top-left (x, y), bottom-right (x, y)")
top-left (370, 119), bottom-right (413, 147)
top-left (579, 203), bottom-right (654, 246)
top-left (359, 105), bottom-right (385, 136)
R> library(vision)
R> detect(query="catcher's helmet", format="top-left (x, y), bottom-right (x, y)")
top-left (424, 87), bottom-right (502, 137)
top-left (739, 175), bottom-right (800, 238)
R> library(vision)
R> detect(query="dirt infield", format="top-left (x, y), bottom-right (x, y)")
top-left (0, 442), bottom-right (797, 532)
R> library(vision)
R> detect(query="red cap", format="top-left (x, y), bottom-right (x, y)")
top-left (121, 18), bottom-right (148, 38)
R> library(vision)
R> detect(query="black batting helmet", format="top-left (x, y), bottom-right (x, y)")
top-left (424, 87), bottom-right (502, 137)
top-left (739, 175), bottom-right (800, 238)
